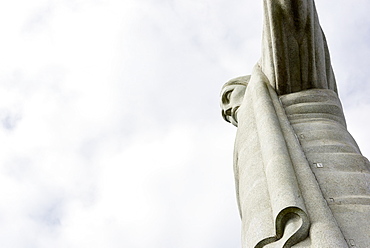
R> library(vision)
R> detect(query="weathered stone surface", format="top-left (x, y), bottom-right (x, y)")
top-left (260, 0), bottom-right (336, 95)
top-left (220, 1), bottom-right (370, 247)
top-left (220, 76), bottom-right (250, 127)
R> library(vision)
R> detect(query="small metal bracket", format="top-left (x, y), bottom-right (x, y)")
top-left (314, 162), bottom-right (323, 168)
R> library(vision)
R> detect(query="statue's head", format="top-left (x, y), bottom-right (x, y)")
top-left (220, 75), bottom-right (250, 127)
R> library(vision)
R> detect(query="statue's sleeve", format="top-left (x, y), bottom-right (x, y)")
top-left (260, 0), bottom-right (337, 95)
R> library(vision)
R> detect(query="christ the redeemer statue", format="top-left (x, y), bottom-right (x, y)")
top-left (220, 1), bottom-right (370, 247)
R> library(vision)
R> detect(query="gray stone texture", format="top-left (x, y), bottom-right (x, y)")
top-left (220, 0), bottom-right (370, 247)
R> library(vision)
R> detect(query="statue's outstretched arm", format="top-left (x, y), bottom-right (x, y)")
top-left (281, 0), bottom-right (308, 39)
top-left (261, 0), bottom-right (337, 95)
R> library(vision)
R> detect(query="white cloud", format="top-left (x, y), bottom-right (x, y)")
top-left (0, 0), bottom-right (369, 247)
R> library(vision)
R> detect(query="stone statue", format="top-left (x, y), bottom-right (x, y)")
top-left (220, 1), bottom-right (370, 247)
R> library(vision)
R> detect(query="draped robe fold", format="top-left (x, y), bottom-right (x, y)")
top-left (260, 0), bottom-right (336, 95)
top-left (233, 1), bottom-right (370, 247)
top-left (236, 65), bottom-right (370, 247)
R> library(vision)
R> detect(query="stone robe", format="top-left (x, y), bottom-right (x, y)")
top-left (234, 1), bottom-right (370, 246)
top-left (235, 66), bottom-right (370, 247)
top-left (260, 0), bottom-right (336, 95)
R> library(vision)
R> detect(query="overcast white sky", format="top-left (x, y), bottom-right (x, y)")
top-left (1, 0), bottom-right (370, 247)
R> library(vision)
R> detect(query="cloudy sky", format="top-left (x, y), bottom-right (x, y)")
top-left (1, 0), bottom-right (370, 247)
